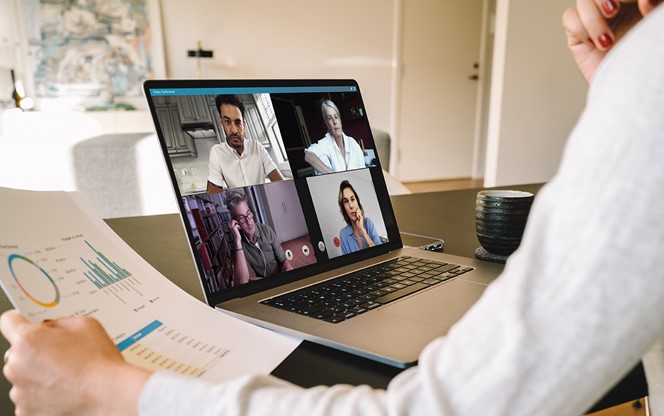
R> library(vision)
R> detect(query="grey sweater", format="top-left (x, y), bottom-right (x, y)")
top-left (139, 6), bottom-right (664, 416)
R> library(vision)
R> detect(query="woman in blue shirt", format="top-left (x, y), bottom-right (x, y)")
top-left (337, 180), bottom-right (382, 254)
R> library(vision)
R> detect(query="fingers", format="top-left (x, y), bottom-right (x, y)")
top-left (562, 7), bottom-right (590, 47)
top-left (577, 0), bottom-right (616, 49)
top-left (0, 310), bottom-right (31, 345)
top-left (638, 0), bottom-right (662, 16)
top-left (47, 314), bottom-right (98, 331)
top-left (230, 219), bottom-right (241, 235)
top-left (569, 0), bottom-right (656, 53)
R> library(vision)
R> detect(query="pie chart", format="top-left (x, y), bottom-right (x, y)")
top-left (7, 254), bottom-right (60, 308)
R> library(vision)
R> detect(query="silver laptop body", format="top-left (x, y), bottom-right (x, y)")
top-left (143, 79), bottom-right (502, 368)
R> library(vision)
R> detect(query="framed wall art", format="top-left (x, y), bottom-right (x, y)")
top-left (20, 0), bottom-right (166, 110)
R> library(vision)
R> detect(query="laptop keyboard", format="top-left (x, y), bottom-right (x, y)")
top-left (261, 256), bottom-right (474, 324)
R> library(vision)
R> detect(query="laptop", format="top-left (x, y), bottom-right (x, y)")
top-left (143, 79), bottom-right (503, 368)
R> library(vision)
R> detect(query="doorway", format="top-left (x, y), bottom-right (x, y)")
top-left (395, 0), bottom-right (493, 183)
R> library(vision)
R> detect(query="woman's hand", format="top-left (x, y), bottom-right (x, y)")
top-left (354, 208), bottom-right (365, 231)
top-left (562, 0), bottom-right (659, 81)
top-left (0, 310), bottom-right (151, 415)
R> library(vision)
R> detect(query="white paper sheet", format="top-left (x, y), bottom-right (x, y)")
top-left (0, 187), bottom-right (301, 382)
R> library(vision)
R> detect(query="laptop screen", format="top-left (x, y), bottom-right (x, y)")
top-left (144, 79), bottom-right (402, 305)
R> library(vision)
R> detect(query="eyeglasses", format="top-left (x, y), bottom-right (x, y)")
top-left (235, 210), bottom-right (254, 224)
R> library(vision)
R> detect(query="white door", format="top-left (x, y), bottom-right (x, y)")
top-left (397, 0), bottom-right (484, 182)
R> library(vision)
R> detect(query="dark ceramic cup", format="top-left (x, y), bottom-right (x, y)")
top-left (475, 190), bottom-right (534, 257)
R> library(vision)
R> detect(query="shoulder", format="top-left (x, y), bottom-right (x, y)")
top-left (245, 139), bottom-right (260, 150)
top-left (247, 140), bottom-right (269, 154)
top-left (255, 222), bottom-right (276, 237)
top-left (345, 134), bottom-right (361, 147)
top-left (208, 144), bottom-right (226, 164)
top-left (319, 133), bottom-right (335, 146)
top-left (345, 135), bottom-right (364, 156)
top-left (307, 134), bottom-right (331, 153)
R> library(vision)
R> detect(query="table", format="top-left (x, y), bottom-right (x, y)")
top-left (0, 184), bottom-right (646, 413)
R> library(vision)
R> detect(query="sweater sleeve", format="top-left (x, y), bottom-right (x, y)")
top-left (140, 7), bottom-right (664, 416)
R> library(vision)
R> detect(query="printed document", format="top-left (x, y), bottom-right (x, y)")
top-left (0, 187), bottom-right (300, 382)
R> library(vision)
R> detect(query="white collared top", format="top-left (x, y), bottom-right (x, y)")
top-left (306, 132), bottom-right (365, 174)
top-left (207, 139), bottom-right (278, 188)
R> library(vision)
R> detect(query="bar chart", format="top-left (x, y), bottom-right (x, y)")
top-left (0, 235), bottom-right (146, 320)
top-left (80, 240), bottom-right (132, 289)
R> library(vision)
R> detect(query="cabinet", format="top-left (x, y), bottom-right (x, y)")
top-left (155, 106), bottom-right (198, 158)
top-left (209, 103), bottom-right (223, 140)
top-left (178, 95), bottom-right (213, 125)
top-left (152, 95), bottom-right (176, 107)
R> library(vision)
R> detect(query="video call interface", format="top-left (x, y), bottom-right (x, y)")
top-left (149, 85), bottom-right (392, 298)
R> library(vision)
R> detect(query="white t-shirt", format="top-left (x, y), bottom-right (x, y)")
top-left (305, 132), bottom-right (365, 174)
top-left (140, 7), bottom-right (664, 416)
top-left (207, 139), bottom-right (278, 188)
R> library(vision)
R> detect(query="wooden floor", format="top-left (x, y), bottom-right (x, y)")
top-left (403, 178), bottom-right (649, 416)
top-left (587, 399), bottom-right (647, 416)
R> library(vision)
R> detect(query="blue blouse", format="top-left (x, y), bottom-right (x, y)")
top-left (339, 217), bottom-right (382, 254)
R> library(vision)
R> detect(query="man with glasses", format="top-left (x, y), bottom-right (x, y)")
top-left (225, 190), bottom-right (293, 285)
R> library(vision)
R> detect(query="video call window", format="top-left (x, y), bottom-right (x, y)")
top-left (182, 181), bottom-right (316, 295)
top-left (151, 92), bottom-right (292, 196)
top-left (270, 92), bottom-right (380, 179)
top-left (307, 169), bottom-right (388, 259)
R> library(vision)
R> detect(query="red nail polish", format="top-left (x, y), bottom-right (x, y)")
top-left (602, 0), bottom-right (618, 15)
top-left (598, 33), bottom-right (614, 49)
top-left (650, 0), bottom-right (661, 5)
top-left (588, 37), bottom-right (595, 47)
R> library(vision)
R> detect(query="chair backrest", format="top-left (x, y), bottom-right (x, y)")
top-left (371, 128), bottom-right (391, 171)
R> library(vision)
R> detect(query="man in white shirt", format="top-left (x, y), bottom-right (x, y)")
top-left (207, 94), bottom-right (284, 192)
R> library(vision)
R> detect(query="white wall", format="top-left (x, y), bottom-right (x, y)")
top-left (160, 0), bottom-right (585, 186)
top-left (262, 181), bottom-right (309, 242)
top-left (3, 0), bottom-right (593, 189)
top-left (485, 0), bottom-right (588, 186)
top-left (0, 0), bottom-right (25, 106)
top-left (158, 0), bottom-right (397, 141)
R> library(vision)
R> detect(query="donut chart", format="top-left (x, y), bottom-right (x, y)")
top-left (8, 254), bottom-right (61, 308)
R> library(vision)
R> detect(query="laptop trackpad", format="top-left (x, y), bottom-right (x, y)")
top-left (380, 279), bottom-right (486, 329)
